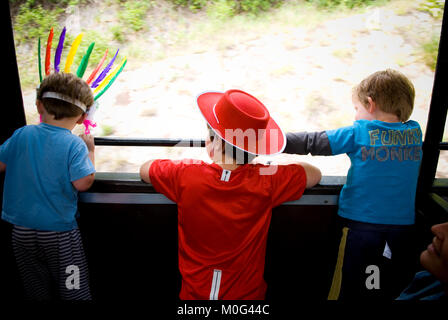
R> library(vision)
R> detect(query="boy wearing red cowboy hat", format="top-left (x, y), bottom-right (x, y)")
top-left (140, 89), bottom-right (321, 300)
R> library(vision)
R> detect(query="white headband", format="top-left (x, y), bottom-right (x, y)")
top-left (42, 91), bottom-right (87, 112)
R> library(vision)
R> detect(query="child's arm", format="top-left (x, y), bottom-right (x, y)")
top-left (140, 160), bottom-right (155, 184)
top-left (297, 162), bottom-right (322, 188)
top-left (72, 134), bottom-right (95, 192)
top-left (0, 161), bottom-right (5, 173)
top-left (284, 126), bottom-right (356, 156)
top-left (283, 131), bottom-right (332, 155)
top-left (72, 173), bottom-right (95, 192)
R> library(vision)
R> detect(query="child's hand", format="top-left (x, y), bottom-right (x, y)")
top-left (79, 134), bottom-right (95, 152)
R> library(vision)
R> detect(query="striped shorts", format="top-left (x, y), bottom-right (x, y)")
top-left (12, 225), bottom-right (91, 300)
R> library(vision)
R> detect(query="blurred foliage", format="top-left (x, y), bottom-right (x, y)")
top-left (171, 0), bottom-right (208, 12)
top-left (9, 0), bottom-right (88, 6)
top-left (418, 0), bottom-right (445, 19)
top-left (171, 0), bottom-right (282, 15)
top-left (171, 0), bottom-right (385, 16)
top-left (304, 0), bottom-right (382, 8)
top-left (416, 0), bottom-right (444, 70)
top-left (117, 0), bottom-right (154, 32)
top-left (9, 0), bottom-right (121, 88)
top-left (422, 32), bottom-right (440, 71)
top-left (8, 0), bottom-right (442, 88)
top-left (11, 0), bottom-right (62, 44)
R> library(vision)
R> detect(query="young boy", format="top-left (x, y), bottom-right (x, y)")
top-left (283, 69), bottom-right (422, 300)
top-left (140, 89), bottom-right (321, 300)
top-left (0, 72), bottom-right (95, 300)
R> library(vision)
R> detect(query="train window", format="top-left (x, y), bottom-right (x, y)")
top-left (10, 1), bottom-right (444, 175)
top-left (437, 153), bottom-right (448, 178)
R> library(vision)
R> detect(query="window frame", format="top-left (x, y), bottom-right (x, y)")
top-left (2, 1), bottom-right (448, 219)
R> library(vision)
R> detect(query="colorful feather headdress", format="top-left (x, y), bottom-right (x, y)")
top-left (37, 27), bottom-right (127, 134)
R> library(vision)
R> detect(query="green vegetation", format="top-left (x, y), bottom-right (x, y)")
top-left (305, 0), bottom-right (380, 9)
top-left (117, 0), bottom-right (154, 32)
top-left (9, 0), bottom-right (393, 49)
top-left (100, 124), bottom-right (115, 136)
top-left (8, 0), bottom-right (444, 88)
top-left (422, 32), bottom-right (441, 71)
top-left (171, 0), bottom-right (380, 15)
top-left (418, 0), bottom-right (445, 18)
top-left (418, 0), bottom-right (444, 70)
top-left (12, 0), bottom-right (61, 44)
top-left (171, 0), bottom-right (208, 12)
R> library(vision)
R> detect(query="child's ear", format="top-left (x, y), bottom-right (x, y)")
top-left (76, 112), bottom-right (87, 125)
top-left (36, 100), bottom-right (45, 114)
top-left (366, 97), bottom-right (377, 114)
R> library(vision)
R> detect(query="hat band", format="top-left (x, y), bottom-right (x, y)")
top-left (212, 103), bottom-right (220, 124)
top-left (42, 91), bottom-right (87, 112)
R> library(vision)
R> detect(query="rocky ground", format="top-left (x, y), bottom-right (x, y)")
top-left (20, 1), bottom-right (445, 176)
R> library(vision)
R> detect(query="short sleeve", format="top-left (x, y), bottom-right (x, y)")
top-left (326, 125), bottom-right (356, 155)
top-left (69, 140), bottom-right (95, 182)
top-left (149, 159), bottom-right (184, 203)
top-left (0, 136), bottom-right (12, 164)
top-left (270, 164), bottom-right (307, 207)
top-left (0, 127), bottom-right (23, 164)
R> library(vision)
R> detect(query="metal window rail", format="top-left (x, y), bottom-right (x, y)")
top-left (95, 138), bottom-right (448, 150)
top-left (94, 137), bottom-right (205, 147)
top-left (439, 142), bottom-right (448, 150)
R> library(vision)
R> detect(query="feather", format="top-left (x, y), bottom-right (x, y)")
top-left (94, 58), bottom-right (127, 101)
top-left (86, 49), bottom-right (108, 85)
top-left (91, 48), bottom-right (119, 88)
top-left (38, 37), bottom-right (43, 83)
top-left (64, 33), bottom-right (83, 73)
top-left (54, 27), bottom-right (66, 73)
top-left (76, 42), bottom-right (95, 78)
top-left (45, 28), bottom-right (54, 76)
top-left (93, 57), bottom-right (126, 94)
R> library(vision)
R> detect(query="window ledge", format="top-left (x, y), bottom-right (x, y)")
top-left (88, 172), bottom-right (345, 195)
top-left (79, 172), bottom-right (345, 206)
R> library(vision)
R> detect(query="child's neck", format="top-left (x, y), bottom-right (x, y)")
top-left (216, 163), bottom-right (240, 171)
top-left (213, 155), bottom-right (241, 171)
top-left (41, 114), bottom-right (77, 131)
top-left (374, 110), bottom-right (401, 123)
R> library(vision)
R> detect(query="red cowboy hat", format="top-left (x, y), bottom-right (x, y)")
top-left (197, 89), bottom-right (285, 155)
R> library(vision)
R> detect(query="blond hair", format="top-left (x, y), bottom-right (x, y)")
top-left (354, 69), bottom-right (415, 122)
top-left (37, 73), bottom-right (94, 120)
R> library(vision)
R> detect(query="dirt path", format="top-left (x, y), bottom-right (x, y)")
top-left (21, 3), bottom-right (443, 175)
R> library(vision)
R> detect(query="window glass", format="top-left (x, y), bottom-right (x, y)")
top-left (437, 144), bottom-right (448, 178)
top-left (12, 0), bottom-right (443, 175)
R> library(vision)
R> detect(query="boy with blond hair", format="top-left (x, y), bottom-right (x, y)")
top-left (284, 69), bottom-right (422, 300)
top-left (140, 89), bottom-right (321, 300)
top-left (0, 72), bottom-right (95, 300)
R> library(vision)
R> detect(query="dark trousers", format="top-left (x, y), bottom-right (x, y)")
top-left (328, 217), bottom-right (419, 301)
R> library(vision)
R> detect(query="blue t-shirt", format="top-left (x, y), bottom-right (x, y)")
top-left (326, 120), bottom-right (422, 225)
top-left (0, 123), bottom-right (95, 231)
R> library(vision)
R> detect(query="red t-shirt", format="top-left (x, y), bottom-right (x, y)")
top-left (149, 159), bottom-right (307, 300)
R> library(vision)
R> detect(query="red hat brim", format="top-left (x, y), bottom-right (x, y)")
top-left (197, 91), bottom-right (286, 155)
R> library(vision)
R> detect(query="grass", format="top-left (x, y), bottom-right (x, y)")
top-left (421, 32), bottom-right (441, 71)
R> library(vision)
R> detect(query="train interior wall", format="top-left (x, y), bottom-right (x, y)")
top-left (0, 190), bottom-right (434, 301)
